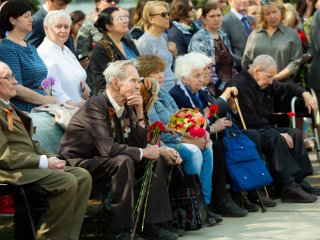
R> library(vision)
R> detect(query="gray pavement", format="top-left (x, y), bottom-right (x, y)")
top-left (181, 152), bottom-right (320, 240)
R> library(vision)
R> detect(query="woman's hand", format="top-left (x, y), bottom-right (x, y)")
top-left (80, 81), bottom-right (90, 99)
top-left (210, 117), bottom-right (232, 134)
top-left (168, 41), bottom-right (177, 57)
top-left (182, 133), bottom-right (207, 150)
top-left (44, 95), bottom-right (60, 104)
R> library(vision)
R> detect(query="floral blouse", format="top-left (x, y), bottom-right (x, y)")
top-left (188, 28), bottom-right (237, 91)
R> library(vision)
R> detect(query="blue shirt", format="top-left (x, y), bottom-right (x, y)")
top-left (122, 41), bottom-right (136, 59)
top-left (0, 39), bottom-right (47, 112)
top-left (149, 89), bottom-right (182, 143)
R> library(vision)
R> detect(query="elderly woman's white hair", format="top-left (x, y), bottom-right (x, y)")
top-left (43, 10), bottom-right (72, 28)
top-left (175, 52), bottom-right (212, 80)
top-left (103, 60), bottom-right (140, 87)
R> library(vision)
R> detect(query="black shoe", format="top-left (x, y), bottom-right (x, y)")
top-left (235, 194), bottom-right (260, 212)
top-left (301, 181), bottom-right (320, 196)
top-left (282, 186), bottom-right (318, 203)
top-left (143, 224), bottom-right (179, 240)
top-left (214, 195), bottom-right (248, 217)
top-left (165, 223), bottom-right (185, 237)
top-left (207, 211), bottom-right (223, 223)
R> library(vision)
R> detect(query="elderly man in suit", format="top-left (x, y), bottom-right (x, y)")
top-left (0, 61), bottom-right (92, 240)
top-left (59, 60), bottom-right (179, 240)
top-left (221, 0), bottom-right (255, 71)
top-left (227, 55), bottom-right (319, 203)
top-left (24, 0), bottom-right (74, 52)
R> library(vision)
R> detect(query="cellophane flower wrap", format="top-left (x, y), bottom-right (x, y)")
top-left (132, 121), bottom-right (165, 238)
top-left (167, 108), bottom-right (206, 138)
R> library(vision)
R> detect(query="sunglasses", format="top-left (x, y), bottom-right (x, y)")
top-left (102, 0), bottom-right (120, 4)
top-left (260, 0), bottom-right (277, 5)
top-left (150, 11), bottom-right (170, 18)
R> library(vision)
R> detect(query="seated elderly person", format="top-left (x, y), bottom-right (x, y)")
top-left (59, 60), bottom-right (179, 240)
top-left (227, 54), bottom-right (319, 203)
top-left (37, 10), bottom-right (90, 107)
top-left (169, 52), bottom-right (259, 216)
top-left (0, 61), bottom-right (92, 239)
top-left (136, 54), bottom-right (223, 224)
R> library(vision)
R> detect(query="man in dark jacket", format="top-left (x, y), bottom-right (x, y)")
top-left (227, 54), bottom-right (319, 203)
top-left (59, 60), bottom-right (179, 240)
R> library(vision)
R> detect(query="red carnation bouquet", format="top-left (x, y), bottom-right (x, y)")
top-left (167, 108), bottom-right (207, 138)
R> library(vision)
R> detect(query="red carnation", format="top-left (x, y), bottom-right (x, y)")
top-left (287, 112), bottom-right (296, 118)
top-left (150, 121), bottom-right (165, 131)
top-left (209, 105), bottom-right (219, 118)
top-left (189, 128), bottom-right (206, 138)
top-left (298, 31), bottom-right (308, 45)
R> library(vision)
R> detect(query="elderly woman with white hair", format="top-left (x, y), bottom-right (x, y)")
top-left (170, 52), bottom-right (264, 217)
top-left (37, 10), bottom-right (90, 107)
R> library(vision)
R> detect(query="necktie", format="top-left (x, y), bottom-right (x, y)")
top-left (241, 17), bottom-right (252, 36)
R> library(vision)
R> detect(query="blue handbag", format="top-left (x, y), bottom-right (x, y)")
top-left (224, 123), bottom-right (273, 192)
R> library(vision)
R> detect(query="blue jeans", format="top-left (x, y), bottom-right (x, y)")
top-left (167, 141), bottom-right (214, 205)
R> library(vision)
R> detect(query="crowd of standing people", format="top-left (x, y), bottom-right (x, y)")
top-left (0, 0), bottom-right (320, 239)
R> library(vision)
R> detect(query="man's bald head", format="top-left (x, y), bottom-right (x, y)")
top-left (0, 61), bottom-right (18, 101)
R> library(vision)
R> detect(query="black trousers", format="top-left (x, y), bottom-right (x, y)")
top-left (211, 129), bottom-right (261, 202)
top-left (73, 155), bottom-right (172, 231)
top-left (257, 127), bottom-right (313, 188)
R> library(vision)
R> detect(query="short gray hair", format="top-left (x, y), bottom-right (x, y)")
top-left (43, 10), bottom-right (72, 28)
top-left (175, 52), bottom-right (212, 80)
top-left (251, 55), bottom-right (277, 72)
top-left (103, 60), bottom-right (139, 87)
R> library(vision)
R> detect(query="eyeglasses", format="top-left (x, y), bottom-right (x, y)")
top-left (102, 0), bottom-right (120, 4)
top-left (150, 11), bottom-right (170, 18)
top-left (188, 6), bottom-right (194, 11)
top-left (114, 16), bottom-right (129, 23)
top-left (260, 0), bottom-right (276, 5)
top-left (0, 75), bottom-right (15, 82)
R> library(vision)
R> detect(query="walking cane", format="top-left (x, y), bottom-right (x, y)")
top-left (232, 95), bottom-right (268, 213)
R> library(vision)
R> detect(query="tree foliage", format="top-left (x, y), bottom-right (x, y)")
top-left (25, 0), bottom-right (40, 14)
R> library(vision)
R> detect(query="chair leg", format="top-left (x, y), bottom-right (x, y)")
top-left (17, 187), bottom-right (37, 240)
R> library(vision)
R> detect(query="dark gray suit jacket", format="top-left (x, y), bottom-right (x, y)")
top-left (309, 10), bottom-right (320, 91)
top-left (25, 7), bottom-right (75, 53)
top-left (221, 11), bottom-right (255, 69)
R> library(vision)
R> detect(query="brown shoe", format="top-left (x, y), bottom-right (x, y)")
top-left (281, 186), bottom-right (318, 203)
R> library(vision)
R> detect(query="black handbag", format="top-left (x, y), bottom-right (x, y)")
top-left (169, 165), bottom-right (208, 231)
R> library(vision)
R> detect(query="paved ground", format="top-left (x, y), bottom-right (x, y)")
top-left (181, 152), bottom-right (320, 240)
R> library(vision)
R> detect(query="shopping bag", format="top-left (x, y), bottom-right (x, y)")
top-left (224, 123), bottom-right (273, 192)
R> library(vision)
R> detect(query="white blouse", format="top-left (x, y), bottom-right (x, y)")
top-left (37, 37), bottom-right (87, 103)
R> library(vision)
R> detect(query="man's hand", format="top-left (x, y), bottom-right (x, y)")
top-left (142, 145), bottom-right (160, 160)
top-left (221, 87), bottom-right (238, 100)
top-left (48, 157), bottom-right (66, 171)
top-left (127, 91), bottom-right (144, 118)
top-left (160, 147), bottom-right (182, 165)
top-left (303, 91), bottom-right (318, 114)
top-left (280, 133), bottom-right (294, 149)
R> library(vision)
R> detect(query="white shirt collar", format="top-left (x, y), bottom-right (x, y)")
top-left (0, 98), bottom-right (10, 106)
top-left (42, 4), bottom-right (49, 12)
top-left (231, 8), bottom-right (247, 20)
top-left (106, 89), bottom-right (124, 118)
